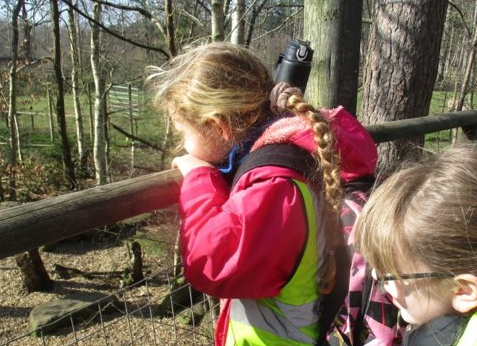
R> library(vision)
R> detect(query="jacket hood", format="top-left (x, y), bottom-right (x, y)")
top-left (251, 106), bottom-right (378, 183)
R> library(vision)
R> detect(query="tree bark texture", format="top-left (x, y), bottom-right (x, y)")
top-left (15, 248), bottom-right (53, 292)
top-left (361, 0), bottom-right (448, 176)
top-left (304, 0), bottom-right (363, 113)
top-left (68, 2), bottom-right (87, 168)
top-left (91, 2), bottom-right (108, 185)
top-left (131, 241), bottom-right (144, 283)
top-left (211, 0), bottom-right (225, 42)
top-left (231, 0), bottom-right (245, 44)
top-left (457, 3), bottom-right (477, 111)
top-left (165, 0), bottom-right (176, 57)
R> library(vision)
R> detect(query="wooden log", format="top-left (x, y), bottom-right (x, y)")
top-left (366, 111), bottom-right (477, 143)
top-left (0, 169), bottom-right (182, 260)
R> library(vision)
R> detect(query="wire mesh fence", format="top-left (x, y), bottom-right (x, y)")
top-left (1, 264), bottom-right (217, 346)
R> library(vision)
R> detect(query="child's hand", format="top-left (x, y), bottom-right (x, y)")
top-left (172, 154), bottom-right (214, 176)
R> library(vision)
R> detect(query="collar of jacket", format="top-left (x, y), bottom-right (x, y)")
top-left (403, 315), bottom-right (467, 346)
top-left (218, 113), bottom-right (293, 174)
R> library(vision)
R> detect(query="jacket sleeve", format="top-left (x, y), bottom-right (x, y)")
top-left (177, 166), bottom-right (308, 299)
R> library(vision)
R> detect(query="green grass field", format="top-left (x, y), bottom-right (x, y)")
top-left (0, 92), bottom-right (174, 199)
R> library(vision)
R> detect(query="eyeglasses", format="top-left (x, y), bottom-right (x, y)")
top-left (375, 272), bottom-right (454, 297)
top-left (376, 272), bottom-right (454, 282)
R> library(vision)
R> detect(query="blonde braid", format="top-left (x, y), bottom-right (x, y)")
top-left (285, 95), bottom-right (342, 215)
top-left (285, 94), bottom-right (342, 294)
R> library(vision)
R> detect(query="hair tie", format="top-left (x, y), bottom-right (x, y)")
top-left (270, 82), bottom-right (303, 113)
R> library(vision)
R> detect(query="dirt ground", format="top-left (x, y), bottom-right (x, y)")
top-left (0, 208), bottom-right (198, 346)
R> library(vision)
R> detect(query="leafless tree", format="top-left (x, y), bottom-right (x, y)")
top-left (7, 0), bottom-right (24, 201)
top-left (50, 0), bottom-right (77, 189)
top-left (67, 0), bottom-right (88, 168)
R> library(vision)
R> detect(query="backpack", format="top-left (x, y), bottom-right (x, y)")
top-left (230, 143), bottom-right (402, 346)
top-left (327, 187), bottom-right (403, 346)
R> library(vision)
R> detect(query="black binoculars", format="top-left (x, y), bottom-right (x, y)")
top-left (273, 40), bottom-right (314, 93)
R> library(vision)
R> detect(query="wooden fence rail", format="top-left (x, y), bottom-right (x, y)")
top-left (0, 110), bottom-right (476, 260)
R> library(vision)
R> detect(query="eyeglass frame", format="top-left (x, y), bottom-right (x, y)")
top-left (376, 272), bottom-right (454, 282)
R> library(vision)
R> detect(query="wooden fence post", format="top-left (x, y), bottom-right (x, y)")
top-left (47, 85), bottom-right (54, 142)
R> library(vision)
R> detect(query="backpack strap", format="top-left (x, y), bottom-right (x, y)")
top-left (231, 144), bottom-right (316, 187)
top-left (317, 244), bottom-right (351, 346)
top-left (230, 144), bottom-right (351, 345)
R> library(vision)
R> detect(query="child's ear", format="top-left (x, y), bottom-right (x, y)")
top-left (210, 116), bottom-right (232, 141)
top-left (451, 274), bottom-right (477, 314)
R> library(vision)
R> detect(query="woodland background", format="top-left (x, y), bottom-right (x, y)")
top-left (1, 0), bottom-right (476, 199)
top-left (0, 0), bottom-right (476, 344)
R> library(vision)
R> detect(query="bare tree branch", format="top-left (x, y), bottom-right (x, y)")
top-left (16, 56), bottom-right (53, 72)
top-left (243, 0), bottom-right (268, 47)
top-left (177, 8), bottom-right (206, 29)
top-left (196, 0), bottom-right (211, 15)
top-left (110, 122), bottom-right (165, 152)
top-left (60, 0), bottom-right (170, 59)
top-left (91, 0), bottom-right (165, 35)
top-left (448, 1), bottom-right (472, 39)
top-left (252, 7), bottom-right (302, 42)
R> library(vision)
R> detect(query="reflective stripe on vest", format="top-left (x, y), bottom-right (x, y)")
top-left (456, 312), bottom-right (477, 346)
top-left (226, 179), bottom-right (328, 346)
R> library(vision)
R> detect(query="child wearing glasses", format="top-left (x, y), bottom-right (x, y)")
top-left (355, 144), bottom-right (477, 346)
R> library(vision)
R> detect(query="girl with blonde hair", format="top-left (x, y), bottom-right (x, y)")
top-left (147, 42), bottom-right (377, 346)
top-left (355, 144), bottom-right (477, 346)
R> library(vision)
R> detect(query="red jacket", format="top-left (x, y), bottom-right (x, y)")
top-left (177, 107), bottom-right (377, 346)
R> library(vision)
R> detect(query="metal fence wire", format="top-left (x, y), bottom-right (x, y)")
top-left (1, 264), bottom-right (217, 346)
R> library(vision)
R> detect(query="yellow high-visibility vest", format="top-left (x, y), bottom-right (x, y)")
top-left (226, 179), bottom-right (328, 346)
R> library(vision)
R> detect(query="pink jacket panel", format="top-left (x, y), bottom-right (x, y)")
top-left (179, 166), bottom-right (309, 346)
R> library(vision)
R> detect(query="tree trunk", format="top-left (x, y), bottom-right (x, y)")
top-left (165, 0), bottom-right (176, 57)
top-left (68, 1), bottom-right (87, 169)
top-left (128, 84), bottom-right (136, 178)
top-left (360, 0), bottom-right (448, 177)
top-left (437, 13), bottom-right (454, 88)
top-left (231, 0), bottom-right (245, 44)
top-left (91, 2), bottom-right (108, 185)
top-left (304, 0), bottom-right (363, 114)
top-left (7, 0), bottom-right (24, 202)
top-left (15, 248), bottom-right (53, 292)
top-left (131, 241), bottom-right (144, 283)
top-left (457, 2), bottom-right (477, 111)
top-left (244, 1), bottom-right (267, 48)
top-left (50, 0), bottom-right (77, 190)
top-left (211, 0), bottom-right (225, 42)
